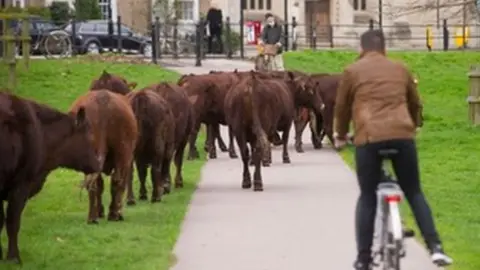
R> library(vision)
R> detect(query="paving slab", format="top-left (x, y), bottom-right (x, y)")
top-left (169, 62), bottom-right (443, 270)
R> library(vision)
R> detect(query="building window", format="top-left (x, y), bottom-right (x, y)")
top-left (266, 0), bottom-right (271, 10)
top-left (249, 0), bottom-right (255, 9)
top-left (178, 0), bottom-right (194, 20)
top-left (258, 0), bottom-right (264, 9)
top-left (353, 0), bottom-right (366, 10)
top-left (98, 0), bottom-right (109, 19)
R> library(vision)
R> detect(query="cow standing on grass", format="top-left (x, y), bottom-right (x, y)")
top-left (125, 89), bottom-right (176, 205)
top-left (143, 82), bottom-right (194, 193)
top-left (0, 92), bottom-right (100, 263)
top-left (69, 90), bottom-right (138, 224)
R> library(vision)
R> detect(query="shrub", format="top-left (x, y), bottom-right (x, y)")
top-left (74, 0), bottom-right (102, 20)
top-left (223, 30), bottom-right (241, 53)
top-left (0, 6), bottom-right (50, 18)
top-left (49, 1), bottom-right (72, 25)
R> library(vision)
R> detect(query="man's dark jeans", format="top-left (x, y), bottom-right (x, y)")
top-left (207, 26), bottom-right (223, 54)
top-left (354, 139), bottom-right (441, 261)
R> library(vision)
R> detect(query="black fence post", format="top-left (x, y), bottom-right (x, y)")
top-left (225, 16), bottom-right (232, 59)
top-left (291, 16), bottom-right (297, 51)
top-left (108, 15), bottom-right (114, 52)
top-left (0, 19), bottom-right (3, 58)
top-left (155, 17), bottom-right (162, 59)
top-left (173, 19), bottom-right (179, 59)
top-left (329, 24), bottom-right (334, 48)
top-left (117, 16), bottom-right (122, 54)
top-left (442, 19), bottom-right (449, 51)
top-left (71, 17), bottom-right (77, 56)
top-left (195, 20), bottom-right (202, 66)
top-left (311, 26), bottom-right (317, 49)
top-left (369, 19), bottom-right (374, 30)
top-left (284, 21), bottom-right (289, 52)
top-left (151, 19), bottom-right (157, 64)
top-left (154, 17), bottom-right (161, 61)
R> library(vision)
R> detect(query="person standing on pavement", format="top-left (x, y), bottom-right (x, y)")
top-left (258, 13), bottom-right (284, 71)
top-left (205, 2), bottom-right (223, 54)
top-left (333, 29), bottom-right (453, 270)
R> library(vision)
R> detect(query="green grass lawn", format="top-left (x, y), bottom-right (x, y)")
top-left (285, 50), bottom-right (480, 270)
top-left (0, 59), bottom-right (206, 270)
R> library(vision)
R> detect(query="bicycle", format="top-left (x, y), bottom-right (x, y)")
top-left (372, 148), bottom-right (415, 270)
top-left (254, 44), bottom-right (278, 72)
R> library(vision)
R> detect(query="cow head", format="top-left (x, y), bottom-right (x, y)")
top-left (286, 72), bottom-right (324, 114)
top-left (90, 70), bottom-right (136, 95)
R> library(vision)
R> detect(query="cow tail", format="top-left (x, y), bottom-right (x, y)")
top-left (249, 72), bottom-right (269, 159)
top-left (130, 92), bottom-right (152, 138)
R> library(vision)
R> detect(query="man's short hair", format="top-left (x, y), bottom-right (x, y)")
top-left (360, 29), bottom-right (385, 52)
top-left (265, 13), bottom-right (274, 19)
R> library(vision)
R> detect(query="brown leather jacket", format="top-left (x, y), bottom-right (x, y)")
top-left (334, 52), bottom-right (422, 146)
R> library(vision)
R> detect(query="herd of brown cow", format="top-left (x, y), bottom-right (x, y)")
top-left (0, 68), bottom-right (341, 263)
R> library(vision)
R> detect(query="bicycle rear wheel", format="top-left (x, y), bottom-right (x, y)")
top-left (383, 233), bottom-right (401, 270)
top-left (43, 30), bottom-right (72, 59)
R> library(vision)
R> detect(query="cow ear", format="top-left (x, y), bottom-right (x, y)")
top-left (75, 106), bottom-right (88, 129)
top-left (234, 69), bottom-right (238, 73)
top-left (287, 71), bottom-right (295, 81)
top-left (128, 82), bottom-right (137, 89)
top-left (101, 70), bottom-right (110, 78)
top-left (188, 94), bottom-right (199, 105)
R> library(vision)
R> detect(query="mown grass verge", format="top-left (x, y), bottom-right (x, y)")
top-left (0, 58), bottom-right (206, 270)
top-left (285, 50), bottom-right (480, 270)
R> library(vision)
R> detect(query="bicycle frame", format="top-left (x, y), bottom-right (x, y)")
top-left (374, 164), bottom-right (405, 270)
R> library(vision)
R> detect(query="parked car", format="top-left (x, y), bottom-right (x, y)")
top-left (10, 15), bottom-right (63, 55)
top-left (64, 20), bottom-right (152, 56)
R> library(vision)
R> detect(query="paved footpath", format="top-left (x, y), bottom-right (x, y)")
top-left (169, 59), bottom-right (442, 270)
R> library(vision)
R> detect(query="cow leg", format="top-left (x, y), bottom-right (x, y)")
top-left (150, 158), bottom-right (164, 203)
top-left (237, 133), bottom-right (251, 189)
top-left (134, 159), bottom-right (148, 202)
top-left (159, 154), bottom-right (173, 196)
top-left (228, 126), bottom-right (238, 158)
top-left (281, 126), bottom-right (292, 164)
top-left (252, 139), bottom-right (264, 191)
top-left (206, 124), bottom-right (217, 159)
top-left (311, 112), bottom-right (324, 149)
top-left (271, 131), bottom-right (283, 146)
top-left (97, 175), bottom-right (105, 218)
top-left (0, 202), bottom-right (4, 259)
top-left (172, 136), bottom-right (188, 191)
top-left (294, 115), bottom-right (308, 153)
top-left (215, 124), bottom-right (228, 152)
top-left (86, 173), bottom-right (100, 224)
top-left (187, 121), bottom-right (201, 160)
top-left (5, 191), bottom-right (28, 264)
top-left (107, 165), bottom-right (129, 222)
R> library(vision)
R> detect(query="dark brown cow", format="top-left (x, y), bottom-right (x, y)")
top-left (125, 90), bottom-right (176, 204)
top-left (89, 70), bottom-right (137, 94)
top-left (142, 82), bottom-right (194, 193)
top-left (293, 73), bottom-right (342, 150)
top-left (0, 92), bottom-right (99, 263)
top-left (178, 72), bottom-right (239, 160)
top-left (224, 71), bottom-right (296, 190)
top-left (69, 90), bottom-right (138, 224)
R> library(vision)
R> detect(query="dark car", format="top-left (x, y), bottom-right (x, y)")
top-left (64, 20), bottom-right (152, 56)
top-left (10, 15), bottom-right (62, 55)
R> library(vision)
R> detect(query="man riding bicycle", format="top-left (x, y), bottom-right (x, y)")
top-left (333, 29), bottom-right (453, 270)
top-left (258, 13), bottom-right (284, 71)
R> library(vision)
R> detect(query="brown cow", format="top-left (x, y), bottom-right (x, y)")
top-left (142, 82), bottom-right (194, 193)
top-left (293, 73), bottom-right (341, 150)
top-left (178, 72), bottom-right (239, 160)
top-left (125, 90), bottom-right (176, 204)
top-left (89, 70), bottom-right (137, 94)
top-left (224, 71), bottom-right (296, 190)
top-left (0, 92), bottom-right (99, 263)
top-left (69, 90), bottom-right (138, 224)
